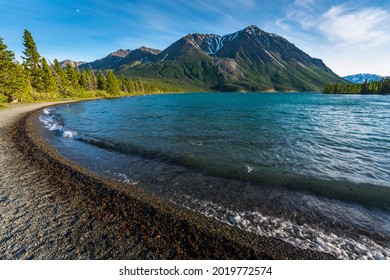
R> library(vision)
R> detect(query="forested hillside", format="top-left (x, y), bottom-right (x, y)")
top-left (324, 78), bottom-right (390, 94)
top-left (0, 30), bottom-right (178, 107)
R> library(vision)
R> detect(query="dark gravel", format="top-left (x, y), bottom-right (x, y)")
top-left (0, 102), bottom-right (335, 259)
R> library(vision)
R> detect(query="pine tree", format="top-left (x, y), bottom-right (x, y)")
top-left (79, 69), bottom-right (88, 90)
top-left (88, 66), bottom-right (97, 90)
top-left (129, 78), bottom-right (136, 93)
top-left (96, 71), bottom-right (107, 90)
top-left (22, 30), bottom-right (40, 71)
top-left (53, 59), bottom-right (68, 89)
top-left (106, 70), bottom-right (120, 95)
top-left (0, 37), bottom-right (30, 102)
top-left (139, 77), bottom-right (145, 93)
top-left (22, 30), bottom-right (42, 90)
top-left (66, 63), bottom-right (80, 90)
top-left (40, 57), bottom-right (58, 95)
top-left (382, 78), bottom-right (390, 94)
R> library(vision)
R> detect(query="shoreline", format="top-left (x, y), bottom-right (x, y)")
top-left (1, 101), bottom-right (334, 259)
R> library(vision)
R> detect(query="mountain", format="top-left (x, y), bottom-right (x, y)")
top-left (59, 59), bottom-right (86, 68)
top-left (343, 73), bottom-right (387, 84)
top-left (83, 25), bottom-right (346, 92)
top-left (119, 46), bottom-right (161, 68)
top-left (81, 49), bottom-right (132, 70)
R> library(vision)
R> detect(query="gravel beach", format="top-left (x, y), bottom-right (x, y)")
top-left (0, 102), bottom-right (334, 259)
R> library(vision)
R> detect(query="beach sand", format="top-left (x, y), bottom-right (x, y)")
top-left (0, 102), bottom-right (334, 259)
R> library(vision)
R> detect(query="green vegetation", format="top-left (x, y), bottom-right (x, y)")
top-left (324, 78), bottom-right (390, 94)
top-left (0, 30), bottom-right (180, 108)
top-left (0, 37), bottom-right (30, 103)
top-left (118, 50), bottom-right (346, 93)
top-left (120, 60), bottom-right (218, 92)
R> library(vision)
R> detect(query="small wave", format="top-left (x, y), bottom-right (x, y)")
top-left (62, 130), bottom-right (79, 138)
top-left (39, 108), bottom-right (80, 139)
top-left (43, 108), bottom-right (52, 115)
top-left (179, 195), bottom-right (390, 260)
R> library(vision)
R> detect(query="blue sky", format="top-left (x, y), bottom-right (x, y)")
top-left (0, 0), bottom-right (389, 76)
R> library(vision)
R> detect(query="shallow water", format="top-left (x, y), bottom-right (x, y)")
top-left (39, 92), bottom-right (390, 259)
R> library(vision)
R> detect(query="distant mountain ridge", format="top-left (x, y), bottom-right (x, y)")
top-left (59, 59), bottom-right (86, 68)
top-left (79, 25), bottom-right (346, 92)
top-left (343, 73), bottom-right (387, 84)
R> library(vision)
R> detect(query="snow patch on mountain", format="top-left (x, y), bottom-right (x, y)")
top-left (343, 73), bottom-right (387, 84)
top-left (204, 31), bottom-right (241, 55)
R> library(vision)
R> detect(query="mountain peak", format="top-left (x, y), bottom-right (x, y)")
top-left (110, 49), bottom-right (132, 57)
top-left (242, 25), bottom-right (277, 38)
top-left (244, 25), bottom-right (260, 32)
top-left (343, 73), bottom-right (386, 84)
top-left (136, 46), bottom-right (161, 55)
top-left (59, 59), bottom-right (86, 68)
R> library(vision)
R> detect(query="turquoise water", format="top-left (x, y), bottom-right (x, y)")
top-left (39, 92), bottom-right (390, 259)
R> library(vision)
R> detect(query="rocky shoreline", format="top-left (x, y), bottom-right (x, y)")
top-left (1, 102), bottom-right (334, 259)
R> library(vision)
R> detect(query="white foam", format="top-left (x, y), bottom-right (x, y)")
top-left (62, 130), bottom-right (78, 138)
top-left (179, 195), bottom-right (390, 260)
top-left (48, 123), bottom-right (63, 131)
top-left (245, 164), bottom-right (254, 173)
top-left (39, 107), bottom-right (81, 139)
top-left (115, 172), bottom-right (139, 185)
top-left (43, 108), bottom-right (52, 115)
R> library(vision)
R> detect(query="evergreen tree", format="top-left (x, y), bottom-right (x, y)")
top-left (40, 57), bottom-right (58, 94)
top-left (88, 66), bottom-right (97, 90)
top-left (324, 78), bottom-right (390, 94)
top-left (52, 59), bottom-right (69, 92)
top-left (0, 37), bottom-right (30, 102)
top-left (129, 78), bottom-right (136, 93)
top-left (382, 78), bottom-right (390, 94)
top-left (22, 29), bottom-right (42, 90)
top-left (139, 77), bottom-right (145, 93)
top-left (79, 69), bottom-right (88, 90)
top-left (96, 71), bottom-right (107, 91)
top-left (106, 70), bottom-right (120, 95)
top-left (66, 63), bottom-right (80, 90)
top-left (119, 75), bottom-right (128, 92)
top-left (22, 30), bottom-right (40, 71)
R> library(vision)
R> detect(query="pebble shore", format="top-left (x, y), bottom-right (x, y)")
top-left (0, 102), bottom-right (334, 259)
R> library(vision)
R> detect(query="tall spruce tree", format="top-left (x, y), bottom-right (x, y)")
top-left (96, 71), bottom-right (107, 90)
top-left (79, 69), bottom-right (88, 90)
top-left (22, 30), bottom-right (40, 70)
top-left (40, 57), bottom-right (58, 95)
top-left (106, 70), bottom-right (120, 95)
top-left (0, 37), bottom-right (30, 102)
top-left (53, 59), bottom-right (68, 90)
top-left (22, 30), bottom-right (42, 90)
top-left (88, 66), bottom-right (97, 89)
top-left (66, 63), bottom-right (80, 90)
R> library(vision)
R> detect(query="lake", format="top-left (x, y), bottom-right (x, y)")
top-left (39, 92), bottom-right (390, 259)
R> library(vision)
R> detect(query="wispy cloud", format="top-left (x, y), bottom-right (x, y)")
top-left (319, 5), bottom-right (390, 47)
top-left (282, 1), bottom-right (390, 48)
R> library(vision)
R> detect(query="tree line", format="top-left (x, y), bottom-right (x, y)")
top-left (1, 30), bottom-right (172, 105)
top-left (324, 78), bottom-right (390, 94)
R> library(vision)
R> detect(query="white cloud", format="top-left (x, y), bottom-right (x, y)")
top-left (277, 2), bottom-right (390, 75)
top-left (319, 5), bottom-right (390, 47)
